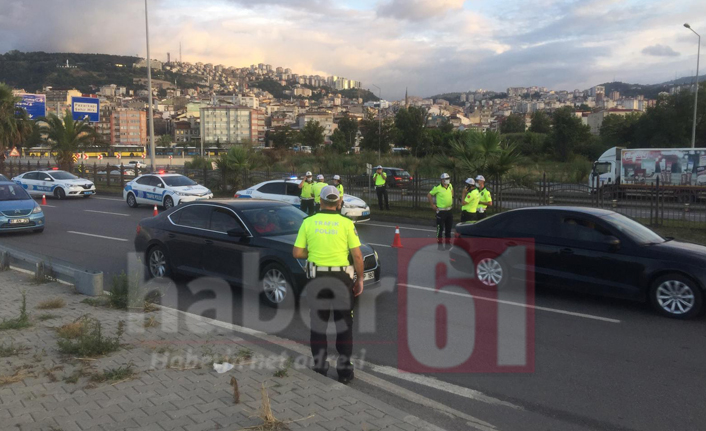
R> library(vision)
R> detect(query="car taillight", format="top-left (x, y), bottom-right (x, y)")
top-left (409, 176), bottom-right (414, 180)
top-left (394, 177), bottom-right (402, 180)
top-left (136, 225), bottom-right (141, 235)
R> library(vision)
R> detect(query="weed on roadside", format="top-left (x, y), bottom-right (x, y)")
top-left (273, 357), bottom-right (294, 378)
top-left (0, 342), bottom-right (27, 357)
top-left (31, 271), bottom-right (57, 285)
top-left (0, 368), bottom-right (36, 386)
top-left (57, 317), bottom-right (124, 357)
top-left (38, 313), bottom-right (59, 321)
top-left (144, 316), bottom-right (158, 328)
top-left (33, 349), bottom-right (46, 362)
top-left (90, 363), bottom-right (135, 383)
top-left (36, 298), bottom-right (66, 310)
top-left (236, 347), bottom-right (254, 362)
top-left (81, 297), bottom-right (110, 307)
top-left (0, 291), bottom-right (31, 331)
top-left (109, 272), bottom-right (161, 311)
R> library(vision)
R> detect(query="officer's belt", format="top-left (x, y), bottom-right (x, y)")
top-left (437, 207), bottom-right (452, 211)
top-left (300, 197), bottom-right (314, 200)
top-left (317, 266), bottom-right (353, 272)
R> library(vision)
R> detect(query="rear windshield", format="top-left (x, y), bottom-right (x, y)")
top-left (0, 184), bottom-right (31, 201)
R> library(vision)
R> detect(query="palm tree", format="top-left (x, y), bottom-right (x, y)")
top-left (39, 110), bottom-right (99, 171)
top-left (215, 146), bottom-right (255, 191)
top-left (450, 130), bottom-right (522, 179)
top-left (0, 83), bottom-right (32, 157)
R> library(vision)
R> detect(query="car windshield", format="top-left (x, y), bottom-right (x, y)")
top-left (602, 213), bottom-right (664, 244)
top-left (241, 206), bottom-right (306, 237)
top-left (0, 184), bottom-right (31, 201)
top-left (594, 162), bottom-right (612, 175)
top-left (49, 171), bottom-right (78, 180)
top-left (162, 176), bottom-right (197, 187)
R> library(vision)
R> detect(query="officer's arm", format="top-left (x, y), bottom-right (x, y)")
top-left (293, 246), bottom-right (307, 259)
top-left (350, 246), bottom-right (364, 295)
top-left (427, 193), bottom-right (436, 209)
top-left (298, 181), bottom-right (304, 189)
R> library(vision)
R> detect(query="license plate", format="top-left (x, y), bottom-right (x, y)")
top-left (84, 191), bottom-right (94, 195)
top-left (363, 272), bottom-right (375, 281)
top-left (9, 218), bottom-right (29, 224)
top-left (362, 211), bottom-right (370, 216)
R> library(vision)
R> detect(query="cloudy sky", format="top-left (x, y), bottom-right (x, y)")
top-left (0, 0), bottom-right (704, 99)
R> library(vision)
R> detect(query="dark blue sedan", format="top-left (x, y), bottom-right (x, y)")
top-left (0, 181), bottom-right (45, 233)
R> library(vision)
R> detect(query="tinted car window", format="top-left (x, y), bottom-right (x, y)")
top-left (557, 216), bottom-right (612, 242)
top-left (0, 184), bottom-right (31, 201)
top-left (286, 183), bottom-right (300, 196)
top-left (136, 176), bottom-right (153, 185)
top-left (174, 205), bottom-right (211, 230)
top-left (23, 172), bottom-right (38, 180)
top-left (258, 182), bottom-right (286, 195)
top-left (210, 208), bottom-right (242, 232)
top-left (163, 176), bottom-right (197, 187)
top-left (0, 175), bottom-right (7, 181)
top-left (241, 206), bottom-right (306, 236)
top-left (149, 177), bottom-right (165, 188)
top-left (602, 213), bottom-right (664, 245)
top-left (48, 171), bottom-right (77, 180)
top-left (494, 211), bottom-right (557, 237)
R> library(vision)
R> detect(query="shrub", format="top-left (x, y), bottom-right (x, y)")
top-left (57, 316), bottom-right (124, 357)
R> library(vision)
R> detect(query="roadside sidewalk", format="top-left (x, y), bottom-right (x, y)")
top-left (0, 269), bottom-right (434, 431)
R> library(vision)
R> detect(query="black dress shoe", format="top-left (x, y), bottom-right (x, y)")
top-left (337, 370), bottom-right (354, 384)
top-left (313, 362), bottom-right (330, 376)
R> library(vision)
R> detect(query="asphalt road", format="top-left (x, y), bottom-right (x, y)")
top-left (3, 195), bottom-right (705, 431)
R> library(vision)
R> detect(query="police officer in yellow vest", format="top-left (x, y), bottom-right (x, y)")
top-left (313, 174), bottom-right (327, 213)
top-left (476, 175), bottom-right (492, 221)
top-left (428, 173), bottom-right (454, 249)
top-left (298, 171), bottom-right (315, 216)
top-left (333, 175), bottom-right (344, 211)
top-left (293, 185), bottom-right (364, 384)
top-left (372, 165), bottom-right (390, 211)
top-left (460, 177), bottom-right (480, 222)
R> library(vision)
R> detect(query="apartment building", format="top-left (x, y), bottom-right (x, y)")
top-left (200, 106), bottom-right (265, 145)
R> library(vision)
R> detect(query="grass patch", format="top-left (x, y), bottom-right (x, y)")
top-left (0, 368), bottom-right (36, 386)
top-left (37, 313), bottom-right (59, 321)
top-left (80, 296), bottom-right (110, 307)
top-left (36, 298), bottom-right (66, 310)
top-left (0, 342), bottom-right (27, 357)
top-left (273, 357), bottom-right (294, 378)
top-left (236, 347), bottom-right (254, 362)
top-left (56, 319), bottom-right (85, 339)
top-left (109, 272), bottom-right (161, 311)
top-left (0, 291), bottom-right (31, 331)
top-left (89, 363), bottom-right (135, 383)
top-left (144, 316), bottom-right (158, 328)
top-left (56, 316), bottom-right (124, 357)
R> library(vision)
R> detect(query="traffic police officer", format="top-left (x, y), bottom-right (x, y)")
top-left (333, 175), bottom-right (344, 211)
top-left (476, 175), bottom-right (492, 220)
top-left (372, 165), bottom-right (389, 211)
top-left (313, 174), bottom-right (327, 213)
top-left (292, 185), bottom-right (365, 384)
top-left (460, 177), bottom-right (480, 222)
top-left (298, 171), bottom-right (315, 216)
top-left (428, 173), bottom-right (454, 249)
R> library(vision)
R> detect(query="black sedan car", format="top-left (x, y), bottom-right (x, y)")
top-left (134, 199), bottom-right (381, 307)
top-left (453, 207), bottom-right (706, 319)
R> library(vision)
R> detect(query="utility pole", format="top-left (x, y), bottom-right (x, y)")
top-left (145, 0), bottom-right (156, 170)
top-left (684, 23), bottom-right (701, 148)
top-left (372, 84), bottom-right (381, 161)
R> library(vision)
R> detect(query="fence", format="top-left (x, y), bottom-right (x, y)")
top-left (2, 160), bottom-right (705, 227)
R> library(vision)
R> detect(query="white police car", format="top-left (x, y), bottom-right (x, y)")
top-left (234, 178), bottom-right (371, 222)
top-left (124, 173), bottom-right (213, 209)
top-left (12, 169), bottom-right (96, 199)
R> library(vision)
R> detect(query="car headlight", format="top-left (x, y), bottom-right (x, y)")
top-left (32, 204), bottom-right (43, 214)
top-left (174, 191), bottom-right (187, 196)
top-left (374, 250), bottom-right (379, 261)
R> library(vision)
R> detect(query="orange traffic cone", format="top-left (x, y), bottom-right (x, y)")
top-left (41, 194), bottom-right (47, 205)
top-left (391, 226), bottom-right (403, 248)
top-left (153, 205), bottom-right (158, 217)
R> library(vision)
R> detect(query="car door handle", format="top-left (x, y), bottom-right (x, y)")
top-left (559, 248), bottom-right (574, 255)
top-left (168, 233), bottom-right (176, 239)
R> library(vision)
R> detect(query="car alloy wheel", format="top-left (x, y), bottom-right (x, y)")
top-left (127, 193), bottom-right (137, 208)
top-left (656, 280), bottom-right (695, 316)
top-left (54, 188), bottom-right (65, 200)
top-left (149, 248), bottom-right (168, 278)
top-left (163, 196), bottom-right (174, 209)
top-left (476, 257), bottom-right (503, 287)
top-left (263, 267), bottom-right (288, 304)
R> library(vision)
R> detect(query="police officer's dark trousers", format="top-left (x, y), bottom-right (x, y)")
top-left (436, 210), bottom-right (453, 243)
top-left (376, 186), bottom-right (389, 210)
top-left (307, 272), bottom-right (355, 377)
top-left (476, 211), bottom-right (487, 221)
top-left (460, 211), bottom-right (475, 222)
top-left (300, 199), bottom-right (314, 216)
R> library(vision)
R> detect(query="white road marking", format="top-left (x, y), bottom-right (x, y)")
top-left (84, 210), bottom-right (130, 217)
top-left (92, 197), bottom-right (123, 201)
top-left (402, 283), bottom-right (621, 323)
top-left (67, 231), bottom-right (128, 242)
top-left (364, 222), bottom-right (436, 233)
top-left (40, 205), bottom-right (57, 208)
top-left (367, 243), bottom-right (392, 248)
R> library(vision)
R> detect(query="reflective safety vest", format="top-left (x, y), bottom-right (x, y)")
top-left (373, 172), bottom-right (387, 187)
top-left (336, 183), bottom-right (344, 196)
top-left (313, 181), bottom-right (327, 204)
top-left (300, 181), bottom-right (314, 199)
top-left (462, 188), bottom-right (480, 213)
top-left (478, 188), bottom-right (492, 211)
top-left (429, 184), bottom-right (454, 209)
top-left (294, 210), bottom-right (361, 266)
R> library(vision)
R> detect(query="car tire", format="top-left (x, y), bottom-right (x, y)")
top-left (163, 196), bottom-right (174, 210)
top-left (649, 273), bottom-right (703, 319)
top-left (126, 192), bottom-right (138, 208)
top-left (259, 263), bottom-right (297, 308)
top-left (146, 245), bottom-right (173, 279)
top-left (54, 187), bottom-right (66, 200)
top-left (474, 253), bottom-right (506, 289)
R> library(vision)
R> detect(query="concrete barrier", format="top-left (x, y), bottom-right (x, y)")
top-left (0, 244), bottom-right (103, 296)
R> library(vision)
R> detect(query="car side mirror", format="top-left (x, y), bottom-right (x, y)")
top-left (605, 235), bottom-right (620, 250)
top-left (227, 227), bottom-right (246, 237)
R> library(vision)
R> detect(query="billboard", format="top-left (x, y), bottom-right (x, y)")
top-left (71, 97), bottom-right (100, 122)
top-left (15, 93), bottom-right (46, 120)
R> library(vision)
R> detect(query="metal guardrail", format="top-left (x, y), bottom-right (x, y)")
top-left (0, 244), bottom-right (103, 296)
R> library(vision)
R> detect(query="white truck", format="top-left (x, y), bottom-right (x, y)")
top-left (589, 146), bottom-right (706, 200)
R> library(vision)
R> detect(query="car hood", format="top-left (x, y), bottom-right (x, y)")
top-left (259, 233), bottom-right (374, 255)
top-left (0, 200), bottom-right (37, 212)
top-left (647, 240), bottom-right (706, 264)
top-left (342, 194), bottom-right (367, 208)
top-left (171, 185), bottom-right (210, 194)
top-left (61, 179), bottom-right (93, 185)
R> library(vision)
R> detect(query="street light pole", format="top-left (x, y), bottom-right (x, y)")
top-left (372, 84), bottom-right (381, 160)
top-left (684, 23), bottom-right (701, 148)
top-left (145, 0), bottom-right (156, 170)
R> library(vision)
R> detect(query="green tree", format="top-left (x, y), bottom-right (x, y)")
top-left (449, 130), bottom-right (522, 179)
top-left (337, 116), bottom-right (359, 148)
top-left (215, 146), bottom-right (255, 191)
top-left (599, 113), bottom-right (640, 148)
top-left (23, 120), bottom-right (45, 149)
top-left (550, 107), bottom-right (592, 161)
top-left (39, 110), bottom-right (99, 170)
top-left (156, 134), bottom-right (172, 147)
top-left (298, 120), bottom-right (325, 149)
top-left (578, 104), bottom-right (591, 111)
top-left (328, 129), bottom-right (349, 154)
top-left (0, 83), bottom-right (32, 157)
top-left (360, 111), bottom-right (396, 154)
top-left (500, 114), bottom-right (526, 134)
top-left (395, 106), bottom-right (428, 156)
top-left (529, 111), bottom-right (552, 134)
top-left (269, 126), bottom-right (295, 149)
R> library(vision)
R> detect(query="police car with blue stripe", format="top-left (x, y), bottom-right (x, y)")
top-left (124, 172), bottom-right (213, 209)
top-left (12, 169), bottom-right (96, 199)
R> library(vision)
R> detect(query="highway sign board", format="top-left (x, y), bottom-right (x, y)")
top-left (15, 93), bottom-right (46, 120)
top-left (71, 97), bottom-right (100, 122)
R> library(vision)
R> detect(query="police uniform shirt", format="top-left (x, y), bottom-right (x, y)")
top-left (300, 181), bottom-right (314, 199)
top-left (429, 184), bottom-right (454, 209)
top-left (478, 188), bottom-right (492, 209)
top-left (373, 172), bottom-right (387, 186)
top-left (294, 211), bottom-right (361, 267)
top-left (336, 183), bottom-right (344, 196)
top-left (462, 188), bottom-right (481, 213)
top-left (313, 182), bottom-right (327, 204)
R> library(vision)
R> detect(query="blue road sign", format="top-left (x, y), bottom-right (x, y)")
top-left (71, 97), bottom-right (100, 122)
top-left (15, 93), bottom-right (46, 120)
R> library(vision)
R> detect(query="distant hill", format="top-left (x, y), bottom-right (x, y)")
top-left (599, 76), bottom-right (706, 99)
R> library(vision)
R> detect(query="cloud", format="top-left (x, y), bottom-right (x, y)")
top-left (377, 0), bottom-right (465, 21)
top-left (642, 44), bottom-right (680, 57)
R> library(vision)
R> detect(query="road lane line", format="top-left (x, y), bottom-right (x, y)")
top-left (401, 283), bottom-right (621, 323)
top-left (40, 205), bottom-right (57, 208)
top-left (84, 210), bottom-right (130, 217)
top-left (92, 197), bottom-right (123, 201)
top-left (363, 222), bottom-right (435, 232)
top-left (67, 231), bottom-right (128, 242)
